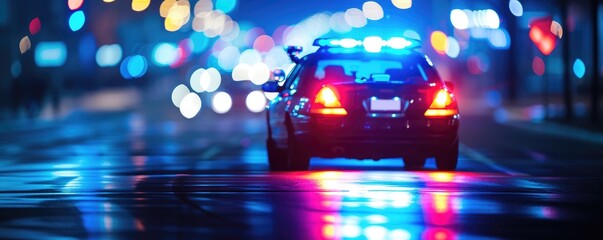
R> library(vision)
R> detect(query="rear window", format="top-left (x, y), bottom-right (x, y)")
top-left (309, 58), bottom-right (432, 84)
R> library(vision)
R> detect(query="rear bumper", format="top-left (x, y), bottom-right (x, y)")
top-left (295, 116), bottom-right (459, 159)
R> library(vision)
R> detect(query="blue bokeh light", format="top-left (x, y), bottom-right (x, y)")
top-left (127, 55), bottom-right (148, 78)
top-left (120, 57), bottom-right (132, 79)
top-left (152, 43), bottom-right (177, 66)
top-left (69, 10), bottom-right (86, 32)
top-left (216, 0), bottom-right (237, 13)
top-left (573, 58), bottom-right (585, 79)
top-left (190, 32), bottom-right (210, 53)
top-left (34, 41), bottom-right (68, 67)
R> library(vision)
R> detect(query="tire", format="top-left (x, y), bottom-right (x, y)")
top-left (286, 121), bottom-right (310, 171)
top-left (403, 156), bottom-right (426, 170)
top-left (435, 140), bottom-right (459, 171)
top-left (267, 139), bottom-right (287, 171)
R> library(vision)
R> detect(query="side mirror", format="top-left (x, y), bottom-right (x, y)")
top-left (271, 69), bottom-right (286, 82)
top-left (262, 81), bottom-right (281, 93)
top-left (444, 81), bottom-right (455, 92)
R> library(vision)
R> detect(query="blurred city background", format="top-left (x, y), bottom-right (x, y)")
top-left (0, 0), bottom-right (602, 129)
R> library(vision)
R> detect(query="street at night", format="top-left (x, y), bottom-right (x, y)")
top-left (2, 0), bottom-right (603, 239)
top-left (1, 87), bottom-right (602, 239)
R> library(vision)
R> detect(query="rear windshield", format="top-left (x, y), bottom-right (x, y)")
top-left (306, 56), bottom-right (435, 84)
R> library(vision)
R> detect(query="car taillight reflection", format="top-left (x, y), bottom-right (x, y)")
top-left (311, 86), bottom-right (348, 115)
top-left (298, 171), bottom-right (459, 239)
top-left (425, 89), bottom-right (458, 117)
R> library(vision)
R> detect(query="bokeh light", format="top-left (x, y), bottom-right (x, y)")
top-left (450, 9), bottom-right (468, 30)
top-left (483, 9), bottom-right (500, 29)
top-left (171, 84), bottom-right (190, 107)
top-left (179, 93), bottom-right (202, 119)
top-left (509, 0), bottom-right (523, 17)
top-left (391, 0), bottom-right (412, 9)
top-left (132, 0), bottom-right (151, 12)
top-left (253, 35), bottom-right (275, 53)
top-left (19, 36), bottom-right (31, 54)
top-left (29, 18), bottom-right (41, 35)
top-left (216, 0), bottom-right (237, 13)
top-left (249, 63), bottom-right (270, 85)
top-left (362, 1), bottom-right (384, 21)
top-left (488, 29), bottom-right (511, 49)
top-left (532, 56), bottom-right (545, 76)
top-left (190, 32), bottom-right (210, 53)
top-left (573, 58), bottom-right (586, 79)
top-left (11, 61), bottom-right (21, 79)
top-left (246, 91), bottom-right (267, 113)
top-left (430, 31), bottom-right (448, 55)
top-left (190, 68), bottom-right (205, 92)
top-left (211, 92), bottom-right (233, 114)
top-left (232, 63), bottom-right (250, 81)
top-left (164, 1), bottom-right (191, 32)
top-left (445, 37), bottom-right (460, 58)
top-left (200, 67), bottom-right (221, 92)
top-left (218, 46), bottom-right (240, 71)
top-left (96, 44), bottom-right (123, 67)
top-left (120, 56), bottom-right (147, 79)
top-left (68, 0), bottom-right (84, 10)
top-left (239, 49), bottom-right (262, 65)
top-left (34, 41), bottom-right (68, 67)
top-left (329, 12), bottom-right (352, 33)
top-left (152, 42), bottom-right (178, 66)
top-left (403, 29), bottom-right (421, 40)
top-left (69, 10), bottom-right (86, 32)
top-left (344, 8), bottom-right (367, 28)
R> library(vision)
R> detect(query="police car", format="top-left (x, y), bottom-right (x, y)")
top-left (262, 36), bottom-right (460, 171)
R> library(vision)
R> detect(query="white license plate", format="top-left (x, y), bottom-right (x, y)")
top-left (370, 99), bottom-right (401, 111)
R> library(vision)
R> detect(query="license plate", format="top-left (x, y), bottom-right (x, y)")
top-left (370, 99), bottom-right (401, 111)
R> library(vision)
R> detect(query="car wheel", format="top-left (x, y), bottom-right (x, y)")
top-left (435, 140), bottom-right (459, 171)
top-left (286, 123), bottom-right (310, 171)
top-left (403, 156), bottom-right (426, 170)
top-left (267, 139), bottom-right (287, 171)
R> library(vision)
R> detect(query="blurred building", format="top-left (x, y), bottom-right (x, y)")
top-left (0, 0), bottom-right (602, 126)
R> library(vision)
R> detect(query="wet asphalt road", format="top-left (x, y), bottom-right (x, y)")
top-left (1, 98), bottom-right (603, 240)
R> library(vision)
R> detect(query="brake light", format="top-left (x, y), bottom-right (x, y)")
top-left (424, 89), bottom-right (458, 117)
top-left (311, 86), bottom-right (347, 115)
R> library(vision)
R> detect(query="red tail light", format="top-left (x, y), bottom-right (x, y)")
top-left (424, 89), bottom-right (458, 117)
top-left (311, 86), bottom-right (347, 115)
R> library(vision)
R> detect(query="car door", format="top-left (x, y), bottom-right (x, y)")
top-left (268, 63), bottom-right (305, 147)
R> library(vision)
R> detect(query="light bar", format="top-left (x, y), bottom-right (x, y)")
top-left (313, 36), bottom-right (420, 52)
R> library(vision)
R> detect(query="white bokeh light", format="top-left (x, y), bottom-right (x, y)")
top-left (179, 92), bottom-right (202, 119)
top-left (200, 67), bottom-right (221, 92)
top-left (190, 68), bottom-right (205, 92)
top-left (450, 9), bottom-right (469, 30)
top-left (232, 63), bottom-right (251, 81)
top-left (246, 91), bottom-right (267, 113)
top-left (249, 63), bottom-right (270, 85)
top-left (239, 49), bottom-right (262, 65)
top-left (344, 8), bottom-right (367, 28)
top-left (362, 1), bottom-right (384, 21)
top-left (171, 84), bottom-right (190, 107)
top-left (509, 0), bottom-right (523, 17)
top-left (211, 91), bottom-right (232, 114)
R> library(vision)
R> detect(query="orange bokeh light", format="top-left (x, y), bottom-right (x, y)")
top-left (430, 31), bottom-right (448, 55)
top-left (68, 0), bottom-right (84, 10)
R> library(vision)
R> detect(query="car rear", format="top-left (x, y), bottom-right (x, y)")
top-left (294, 51), bottom-right (459, 169)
